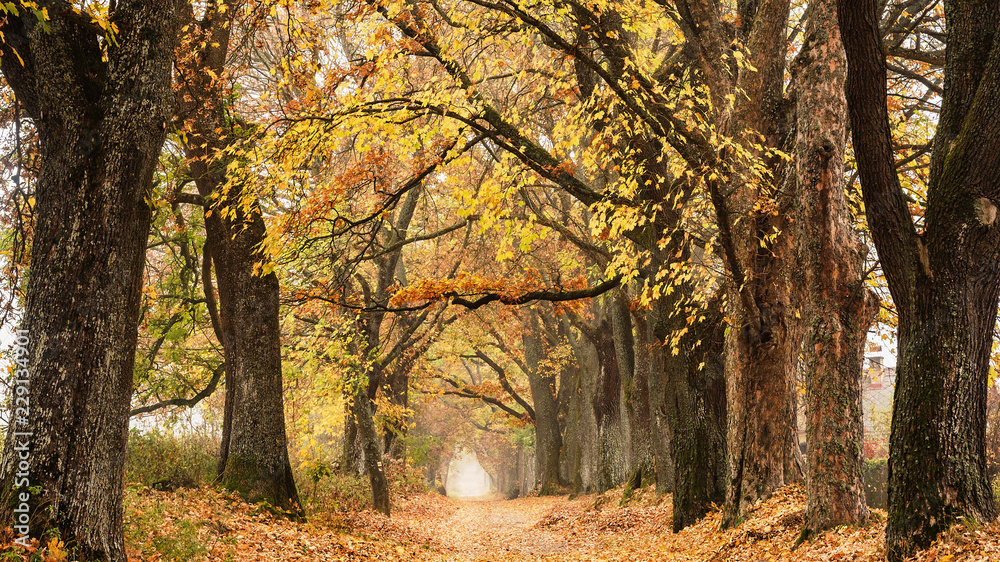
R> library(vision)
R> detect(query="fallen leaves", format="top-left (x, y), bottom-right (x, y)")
top-left (5, 483), bottom-right (1000, 560)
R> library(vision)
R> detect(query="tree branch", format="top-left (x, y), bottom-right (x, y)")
top-left (436, 377), bottom-right (531, 421)
top-left (168, 191), bottom-right (208, 207)
top-left (838, 0), bottom-right (921, 311)
top-left (886, 46), bottom-right (945, 67)
top-left (449, 276), bottom-right (622, 310)
top-left (130, 362), bottom-right (225, 418)
top-left (474, 350), bottom-right (536, 421)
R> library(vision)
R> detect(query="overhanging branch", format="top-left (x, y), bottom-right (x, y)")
top-left (130, 362), bottom-right (225, 418)
top-left (449, 276), bottom-right (622, 310)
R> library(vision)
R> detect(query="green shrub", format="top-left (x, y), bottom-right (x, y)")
top-left (126, 428), bottom-right (219, 490)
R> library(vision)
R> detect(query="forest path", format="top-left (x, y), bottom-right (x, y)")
top-left (393, 494), bottom-right (588, 560)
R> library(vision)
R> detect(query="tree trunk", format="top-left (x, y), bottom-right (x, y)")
top-left (524, 311), bottom-right (563, 494)
top-left (174, 5), bottom-right (299, 513)
top-left (612, 293), bottom-right (654, 501)
top-left (594, 316), bottom-right (627, 492)
top-left (383, 357), bottom-right (411, 460)
top-left (839, 1), bottom-right (1000, 559)
top-left (210, 239), bottom-right (300, 512)
top-left (640, 307), bottom-right (674, 493)
top-left (884, 246), bottom-right (1000, 560)
top-left (556, 317), bottom-right (579, 485)
top-left (573, 323), bottom-right (602, 493)
top-left (352, 379), bottom-right (391, 515)
top-left (0, 3), bottom-right (176, 559)
top-left (683, 0), bottom-right (801, 528)
top-left (342, 402), bottom-right (361, 473)
top-left (721, 256), bottom-right (800, 527)
top-left (792, 0), bottom-right (874, 538)
top-left (622, 305), bottom-right (656, 496)
top-left (658, 297), bottom-right (728, 531)
top-left (558, 348), bottom-right (583, 489)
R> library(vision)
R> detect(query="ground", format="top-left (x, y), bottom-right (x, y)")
top-left (4, 484), bottom-right (1000, 560)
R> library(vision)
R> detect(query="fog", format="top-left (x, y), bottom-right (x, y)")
top-left (445, 448), bottom-right (491, 498)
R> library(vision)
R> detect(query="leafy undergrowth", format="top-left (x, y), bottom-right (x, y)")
top-left (5, 483), bottom-right (1000, 560)
top-left (542, 484), bottom-right (886, 561)
top-left (122, 485), bottom-right (440, 561)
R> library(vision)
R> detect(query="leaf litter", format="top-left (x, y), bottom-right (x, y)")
top-left (4, 483), bottom-right (1000, 560)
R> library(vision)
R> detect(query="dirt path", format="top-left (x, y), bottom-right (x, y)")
top-left (394, 495), bottom-right (587, 560)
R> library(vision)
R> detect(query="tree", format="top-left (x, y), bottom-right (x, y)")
top-left (522, 309), bottom-right (568, 494)
top-left (173, 1), bottom-right (301, 512)
top-left (0, 2), bottom-right (177, 559)
top-left (839, 0), bottom-right (1000, 558)
top-left (792, 0), bottom-right (875, 537)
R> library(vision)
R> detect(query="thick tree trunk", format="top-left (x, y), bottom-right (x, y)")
top-left (881, 276), bottom-right (1000, 560)
top-left (612, 294), bottom-right (654, 501)
top-left (658, 296), bottom-right (728, 530)
top-left (620, 304), bottom-right (656, 499)
top-left (692, 0), bottom-right (801, 528)
top-left (640, 307), bottom-right (674, 493)
top-left (594, 317), bottom-right (627, 492)
top-left (0, 3), bottom-right (176, 559)
top-left (792, 0), bottom-right (874, 538)
top-left (577, 328), bottom-right (603, 493)
top-left (722, 268), bottom-right (800, 527)
top-left (210, 240), bottom-right (300, 512)
top-left (558, 350), bottom-right (583, 489)
top-left (839, 1), bottom-right (1000, 558)
top-left (561, 327), bottom-right (597, 493)
top-left (556, 317), bottom-right (580, 486)
top-left (524, 312), bottom-right (564, 494)
top-left (174, 6), bottom-right (300, 513)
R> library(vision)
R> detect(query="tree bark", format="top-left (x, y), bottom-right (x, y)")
top-left (839, 0), bottom-right (1000, 558)
top-left (351, 377), bottom-right (391, 515)
top-left (208, 232), bottom-right (300, 512)
top-left (640, 307), bottom-right (674, 493)
top-left (342, 402), bottom-right (361, 473)
top-left (0, 3), bottom-right (176, 559)
top-left (792, 0), bottom-right (875, 538)
top-left (524, 311), bottom-right (564, 494)
top-left (658, 296), bottom-right (728, 531)
top-left (594, 315), bottom-right (627, 492)
top-left (721, 250), bottom-right (801, 527)
top-left (676, 0), bottom-right (802, 528)
top-left (174, 4), bottom-right (300, 513)
top-left (618, 300), bottom-right (655, 500)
